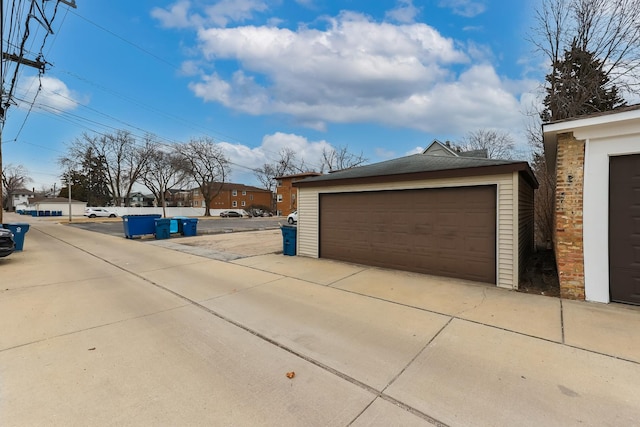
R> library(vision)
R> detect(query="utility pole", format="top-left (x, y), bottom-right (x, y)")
top-left (67, 173), bottom-right (72, 222)
top-left (0, 0), bottom-right (76, 223)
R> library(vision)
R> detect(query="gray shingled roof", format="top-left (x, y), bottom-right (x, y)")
top-left (297, 153), bottom-right (530, 184)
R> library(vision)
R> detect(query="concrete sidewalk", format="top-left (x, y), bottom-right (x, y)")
top-left (1, 213), bottom-right (640, 426)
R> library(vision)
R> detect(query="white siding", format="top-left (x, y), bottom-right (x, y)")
top-left (298, 173), bottom-right (519, 289)
top-left (297, 190), bottom-right (319, 256)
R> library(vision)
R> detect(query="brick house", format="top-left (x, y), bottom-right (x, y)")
top-left (191, 182), bottom-right (272, 211)
top-left (165, 189), bottom-right (192, 207)
top-left (274, 173), bottom-right (322, 216)
top-left (543, 105), bottom-right (640, 304)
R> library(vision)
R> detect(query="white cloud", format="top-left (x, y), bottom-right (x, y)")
top-left (385, 0), bottom-right (421, 24)
top-left (16, 76), bottom-right (82, 113)
top-left (438, 0), bottom-right (486, 18)
top-left (151, 0), bottom-right (268, 29)
top-left (156, 5), bottom-right (532, 142)
top-left (151, 0), bottom-right (200, 29)
top-left (204, 0), bottom-right (268, 27)
top-left (218, 132), bottom-right (332, 183)
top-left (405, 146), bottom-right (424, 155)
top-left (375, 147), bottom-right (396, 159)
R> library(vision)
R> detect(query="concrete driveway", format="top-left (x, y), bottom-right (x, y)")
top-left (2, 213), bottom-right (640, 426)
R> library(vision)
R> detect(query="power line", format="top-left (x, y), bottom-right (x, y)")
top-left (68, 9), bottom-right (181, 71)
top-left (55, 9), bottom-right (328, 170)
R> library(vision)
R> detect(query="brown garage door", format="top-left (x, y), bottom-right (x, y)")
top-left (610, 154), bottom-right (640, 305)
top-left (320, 186), bottom-right (496, 283)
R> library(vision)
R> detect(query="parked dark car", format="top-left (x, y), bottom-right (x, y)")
top-left (0, 228), bottom-right (15, 258)
top-left (220, 210), bottom-right (242, 218)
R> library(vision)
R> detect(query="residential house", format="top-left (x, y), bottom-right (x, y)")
top-left (10, 188), bottom-right (36, 211)
top-left (129, 192), bottom-right (155, 207)
top-left (423, 139), bottom-right (488, 158)
top-left (191, 182), bottom-right (272, 211)
top-left (543, 104), bottom-right (640, 304)
top-left (275, 172), bottom-right (322, 216)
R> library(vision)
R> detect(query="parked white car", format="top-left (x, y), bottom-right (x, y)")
top-left (287, 210), bottom-right (298, 224)
top-left (84, 207), bottom-right (117, 218)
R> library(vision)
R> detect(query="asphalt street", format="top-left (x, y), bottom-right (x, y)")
top-left (68, 216), bottom-right (283, 237)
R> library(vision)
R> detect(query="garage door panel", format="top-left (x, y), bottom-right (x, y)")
top-left (610, 154), bottom-right (640, 304)
top-left (320, 186), bottom-right (496, 284)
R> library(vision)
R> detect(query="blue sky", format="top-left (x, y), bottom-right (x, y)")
top-left (3, 0), bottom-right (541, 191)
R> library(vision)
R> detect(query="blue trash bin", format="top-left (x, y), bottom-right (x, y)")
top-left (122, 214), bottom-right (162, 238)
top-left (280, 225), bottom-right (297, 256)
top-left (173, 216), bottom-right (188, 234)
top-left (2, 223), bottom-right (30, 251)
top-left (155, 218), bottom-right (171, 240)
top-left (181, 218), bottom-right (198, 236)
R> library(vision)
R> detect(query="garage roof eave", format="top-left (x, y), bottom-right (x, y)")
top-left (294, 161), bottom-right (538, 189)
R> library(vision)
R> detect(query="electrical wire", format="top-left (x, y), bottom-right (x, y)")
top-left (58, 8), bottom-right (327, 171)
top-left (4, 2), bottom-right (330, 183)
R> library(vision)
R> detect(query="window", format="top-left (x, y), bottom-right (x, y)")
top-left (250, 195), bottom-right (254, 201)
top-left (277, 194), bottom-right (283, 203)
top-left (232, 190), bottom-right (237, 196)
top-left (232, 201), bottom-right (237, 207)
top-left (241, 201), bottom-right (246, 207)
top-left (242, 190), bottom-right (247, 195)
top-left (277, 180), bottom-right (283, 187)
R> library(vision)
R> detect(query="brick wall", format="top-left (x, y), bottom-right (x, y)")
top-left (276, 178), bottom-right (297, 216)
top-left (554, 132), bottom-right (586, 299)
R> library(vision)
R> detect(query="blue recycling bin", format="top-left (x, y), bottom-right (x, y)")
top-left (155, 218), bottom-right (171, 240)
top-left (181, 218), bottom-right (198, 236)
top-left (280, 225), bottom-right (297, 256)
top-left (122, 214), bottom-right (162, 238)
top-left (173, 216), bottom-right (188, 234)
top-left (2, 223), bottom-right (30, 251)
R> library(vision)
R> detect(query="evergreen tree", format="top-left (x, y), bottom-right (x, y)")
top-left (544, 42), bottom-right (626, 121)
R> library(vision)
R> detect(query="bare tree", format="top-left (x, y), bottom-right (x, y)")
top-left (320, 145), bottom-right (368, 172)
top-left (141, 142), bottom-right (189, 218)
top-left (254, 147), bottom-right (306, 192)
top-left (1, 164), bottom-right (32, 211)
top-left (457, 129), bottom-right (515, 159)
top-left (176, 137), bottom-right (230, 216)
top-left (59, 131), bottom-right (153, 206)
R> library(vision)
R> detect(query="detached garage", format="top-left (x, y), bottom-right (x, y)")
top-left (294, 154), bottom-right (538, 290)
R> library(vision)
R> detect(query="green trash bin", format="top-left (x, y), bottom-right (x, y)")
top-left (2, 223), bottom-right (30, 251)
top-left (154, 218), bottom-right (171, 240)
top-left (280, 225), bottom-right (297, 256)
